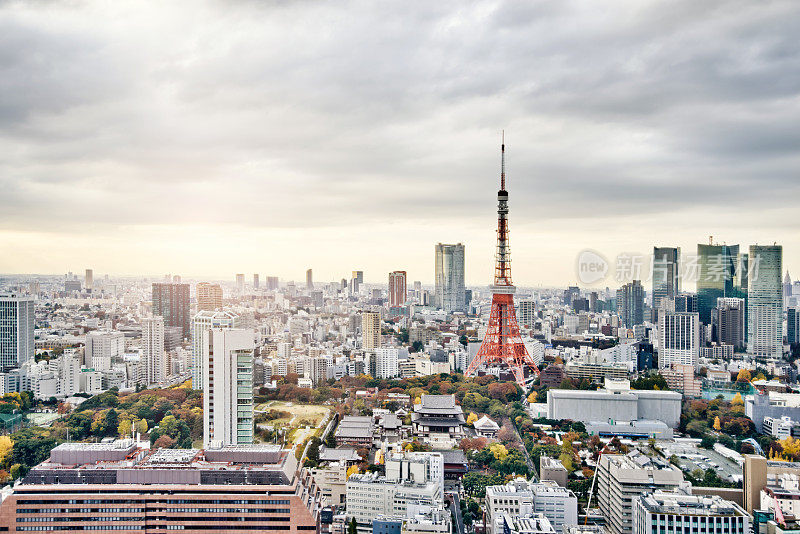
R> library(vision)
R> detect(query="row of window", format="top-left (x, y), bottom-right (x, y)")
top-left (17, 508), bottom-right (290, 515)
top-left (17, 499), bottom-right (291, 505)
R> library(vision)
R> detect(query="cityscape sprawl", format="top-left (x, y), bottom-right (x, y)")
top-left (1, 142), bottom-right (799, 534)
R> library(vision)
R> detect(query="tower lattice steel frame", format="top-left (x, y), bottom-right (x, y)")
top-left (465, 135), bottom-right (540, 388)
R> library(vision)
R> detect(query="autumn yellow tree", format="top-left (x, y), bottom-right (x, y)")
top-left (466, 412), bottom-right (478, 425)
top-left (414, 397), bottom-right (421, 405)
top-left (555, 356), bottom-right (564, 365)
top-left (0, 436), bottom-right (12, 466)
top-left (346, 465), bottom-right (359, 479)
top-left (527, 392), bottom-right (537, 403)
top-left (490, 443), bottom-right (508, 461)
top-left (118, 419), bottom-right (132, 438)
top-left (713, 416), bottom-right (722, 431)
top-left (732, 393), bottom-right (744, 406)
top-left (736, 369), bottom-right (752, 383)
top-left (781, 437), bottom-right (800, 459)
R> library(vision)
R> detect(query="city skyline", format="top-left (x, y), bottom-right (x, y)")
top-left (1, 1), bottom-right (799, 286)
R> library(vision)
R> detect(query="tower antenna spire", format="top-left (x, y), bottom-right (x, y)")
top-left (501, 130), bottom-right (505, 191)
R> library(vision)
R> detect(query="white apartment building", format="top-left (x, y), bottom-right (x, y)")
top-left (658, 311), bottom-right (700, 368)
top-left (375, 348), bottom-right (399, 379)
top-left (191, 310), bottom-right (239, 390)
top-left (306, 355), bottom-right (329, 386)
top-left (85, 330), bottom-right (125, 371)
top-left (485, 478), bottom-right (577, 534)
top-left (633, 490), bottom-right (749, 534)
top-left (142, 316), bottom-right (166, 386)
top-left (203, 328), bottom-right (254, 448)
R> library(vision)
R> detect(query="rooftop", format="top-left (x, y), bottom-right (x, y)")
top-left (639, 491), bottom-right (747, 517)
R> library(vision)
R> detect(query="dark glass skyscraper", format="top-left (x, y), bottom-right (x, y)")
top-left (653, 246), bottom-right (680, 311)
top-left (616, 280), bottom-right (644, 328)
top-left (696, 242), bottom-right (746, 324)
top-left (152, 282), bottom-right (191, 339)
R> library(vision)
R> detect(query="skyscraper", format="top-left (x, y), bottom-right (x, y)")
top-left (350, 270), bottom-right (363, 294)
top-left (389, 271), bottom-right (407, 307)
top-left (616, 280), bottom-right (644, 328)
top-left (191, 310), bottom-right (239, 390)
top-left (84, 269), bottom-right (93, 291)
top-left (152, 282), bottom-right (190, 338)
top-left (788, 307), bottom-right (799, 344)
top-left (266, 276), bottom-right (279, 290)
top-left (712, 297), bottom-right (745, 351)
top-left (362, 310), bottom-right (381, 350)
top-left (434, 243), bottom-right (465, 313)
top-left (306, 269), bottom-right (313, 290)
top-left (697, 241), bottom-right (745, 324)
top-left (652, 247), bottom-right (680, 311)
top-left (203, 328), bottom-right (254, 448)
top-left (747, 244), bottom-right (783, 358)
top-left (142, 316), bottom-right (166, 385)
top-left (0, 293), bottom-right (34, 371)
top-left (196, 282), bottom-right (223, 311)
top-left (253, 273), bottom-right (259, 289)
top-left (658, 311), bottom-right (700, 368)
top-left (235, 273), bottom-right (245, 291)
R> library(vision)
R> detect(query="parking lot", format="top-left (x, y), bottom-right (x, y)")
top-left (658, 442), bottom-right (742, 483)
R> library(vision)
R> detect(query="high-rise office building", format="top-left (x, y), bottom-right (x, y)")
top-left (0, 293), bottom-right (35, 371)
top-left (697, 242), bottom-right (746, 324)
top-left (253, 273), bottom-right (259, 289)
top-left (652, 247), bottom-right (680, 311)
top-left (235, 273), bottom-right (245, 291)
top-left (748, 244), bottom-right (783, 358)
top-left (658, 311), bottom-right (700, 368)
top-left (306, 269), bottom-right (313, 290)
top-left (191, 310), bottom-right (239, 390)
top-left (84, 269), bottom-right (93, 291)
top-left (434, 243), bottom-right (466, 313)
top-left (196, 282), bottom-right (223, 311)
top-left (142, 316), bottom-right (166, 385)
top-left (152, 282), bottom-right (190, 339)
top-left (789, 307), bottom-right (800, 345)
top-left (785, 271), bottom-right (793, 298)
top-left (713, 297), bottom-right (745, 351)
top-left (350, 270), bottom-right (363, 294)
top-left (203, 328), bottom-right (254, 448)
top-left (389, 271), bottom-right (407, 307)
top-left (616, 280), bottom-right (644, 328)
top-left (362, 310), bottom-right (381, 350)
top-left (674, 293), bottom-right (698, 314)
top-left (266, 276), bottom-right (279, 290)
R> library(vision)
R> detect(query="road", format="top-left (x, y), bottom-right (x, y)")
top-left (508, 417), bottom-right (535, 476)
top-left (448, 492), bottom-right (465, 534)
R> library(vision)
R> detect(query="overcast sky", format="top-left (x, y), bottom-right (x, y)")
top-left (1, 0), bottom-right (798, 288)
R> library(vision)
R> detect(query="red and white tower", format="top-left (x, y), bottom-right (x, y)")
top-left (465, 135), bottom-right (540, 388)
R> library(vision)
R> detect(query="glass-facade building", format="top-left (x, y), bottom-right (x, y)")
top-left (747, 244), bottom-right (783, 358)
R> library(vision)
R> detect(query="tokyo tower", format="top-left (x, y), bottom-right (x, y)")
top-left (465, 135), bottom-right (540, 388)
